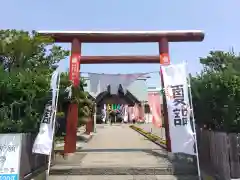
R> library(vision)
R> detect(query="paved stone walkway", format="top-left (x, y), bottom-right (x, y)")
top-left (79, 124), bottom-right (169, 168)
top-left (49, 124), bottom-right (196, 180)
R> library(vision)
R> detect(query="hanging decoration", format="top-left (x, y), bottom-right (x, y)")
top-left (88, 73), bottom-right (147, 95)
top-left (106, 104), bottom-right (122, 112)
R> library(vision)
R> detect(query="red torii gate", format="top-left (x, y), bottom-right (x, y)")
top-left (38, 30), bottom-right (204, 153)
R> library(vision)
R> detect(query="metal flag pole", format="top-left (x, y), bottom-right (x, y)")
top-left (94, 103), bottom-right (97, 133)
top-left (184, 61), bottom-right (201, 180)
top-left (47, 73), bottom-right (61, 178)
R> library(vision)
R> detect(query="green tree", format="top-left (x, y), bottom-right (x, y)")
top-left (191, 51), bottom-right (240, 132)
top-left (58, 72), bottom-right (94, 126)
top-left (0, 29), bottom-right (93, 133)
top-left (0, 29), bottom-right (68, 71)
top-left (200, 50), bottom-right (240, 73)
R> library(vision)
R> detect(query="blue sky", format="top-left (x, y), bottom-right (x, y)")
top-left (1, 0), bottom-right (240, 87)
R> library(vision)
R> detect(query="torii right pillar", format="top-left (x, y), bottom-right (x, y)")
top-left (159, 38), bottom-right (172, 152)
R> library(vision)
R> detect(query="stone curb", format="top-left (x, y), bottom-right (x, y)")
top-left (50, 167), bottom-right (197, 176)
top-left (23, 165), bottom-right (48, 180)
top-left (129, 125), bottom-right (167, 149)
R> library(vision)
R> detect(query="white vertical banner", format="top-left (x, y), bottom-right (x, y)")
top-left (32, 71), bottom-right (60, 155)
top-left (161, 63), bottom-right (195, 155)
top-left (102, 104), bottom-right (107, 123)
top-left (123, 105), bottom-right (128, 123)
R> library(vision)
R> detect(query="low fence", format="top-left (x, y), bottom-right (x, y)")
top-left (20, 133), bottom-right (48, 179)
top-left (197, 128), bottom-right (240, 180)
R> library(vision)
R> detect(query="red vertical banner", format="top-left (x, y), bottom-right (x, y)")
top-left (69, 53), bottom-right (80, 86)
top-left (138, 105), bottom-right (145, 122)
top-left (148, 92), bottom-right (162, 128)
top-left (133, 104), bottom-right (140, 121)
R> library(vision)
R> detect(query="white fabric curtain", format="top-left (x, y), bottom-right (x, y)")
top-left (89, 73), bottom-right (101, 94)
top-left (89, 73), bottom-right (146, 95)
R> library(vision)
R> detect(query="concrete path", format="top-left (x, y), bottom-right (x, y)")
top-left (79, 124), bottom-right (169, 168)
top-left (49, 124), bottom-right (197, 180)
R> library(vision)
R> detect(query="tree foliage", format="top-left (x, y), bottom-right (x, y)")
top-left (191, 51), bottom-right (240, 132)
top-left (0, 29), bottom-right (93, 133)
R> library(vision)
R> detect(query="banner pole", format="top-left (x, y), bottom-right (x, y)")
top-left (185, 62), bottom-right (201, 180)
top-left (94, 103), bottom-right (97, 133)
top-left (160, 67), bottom-right (172, 152)
top-left (47, 73), bottom-right (61, 178)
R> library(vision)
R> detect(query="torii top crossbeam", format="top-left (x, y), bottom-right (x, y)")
top-left (37, 30), bottom-right (204, 43)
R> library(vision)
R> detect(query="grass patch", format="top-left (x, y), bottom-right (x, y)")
top-left (129, 125), bottom-right (166, 145)
top-left (54, 145), bottom-right (64, 151)
top-left (54, 136), bottom-right (65, 150)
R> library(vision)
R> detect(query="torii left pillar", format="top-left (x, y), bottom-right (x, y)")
top-left (64, 38), bottom-right (81, 153)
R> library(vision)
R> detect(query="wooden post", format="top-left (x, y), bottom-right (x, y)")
top-left (159, 38), bottom-right (172, 152)
top-left (85, 117), bottom-right (92, 135)
top-left (142, 101), bottom-right (145, 123)
top-left (64, 38), bottom-right (81, 154)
